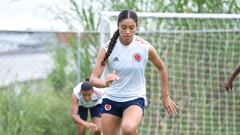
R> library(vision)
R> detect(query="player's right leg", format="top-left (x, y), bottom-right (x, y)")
top-left (76, 124), bottom-right (86, 135)
top-left (101, 98), bottom-right (122, 135)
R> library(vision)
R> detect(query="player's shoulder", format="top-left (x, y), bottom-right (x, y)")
top-left (102, 40), bottom-right (111, 51)
top-left (93, 87), bottom-right (104, 93)
top-left (93, 87), bottom-right (104, 96)
top-left (73, 82), bottom-right (82, 91)
top-left (72, 82), bottom-right (83, 97)
top-left (134, 35), bottom-right (152, 46)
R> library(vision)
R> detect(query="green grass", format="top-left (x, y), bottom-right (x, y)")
top-left (0, 82), bottom-right (77, 135)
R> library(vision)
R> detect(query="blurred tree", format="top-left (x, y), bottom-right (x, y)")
top-left (48, 0), bottom-right (240, 88)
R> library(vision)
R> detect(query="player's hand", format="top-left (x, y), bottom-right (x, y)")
top-left (225, 81), bottom-right (233, 91)
top-left (105, 70), bottom-right (120, 87)
top-left (162, 96), bottom-right (178, 117)
top-left (86, 122), bottom-right (98, 132)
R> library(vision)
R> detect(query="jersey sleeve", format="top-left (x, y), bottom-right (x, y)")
top-left (93, 87), bottom-right (104, 99)
top-left (72, 82), bottom-right (82, 99)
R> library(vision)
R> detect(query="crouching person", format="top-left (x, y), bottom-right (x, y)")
top-left (71, 79), bottom-right (103, 135)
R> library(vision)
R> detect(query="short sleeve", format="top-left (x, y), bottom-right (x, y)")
top-left (93, 87), bottom-right (104, 98)
top-left (72, 82), bottom-right (82, 99)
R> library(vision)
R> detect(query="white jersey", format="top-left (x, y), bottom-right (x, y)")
top-left (73, 82), bottom-right (103, 108)
top-left (102, 35), bottom-right (150, 102)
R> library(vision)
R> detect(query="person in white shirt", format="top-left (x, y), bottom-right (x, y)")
top-left (90, 10), bottom-right (178, 135)
top-left (71, 79), bottom-right (103, 135)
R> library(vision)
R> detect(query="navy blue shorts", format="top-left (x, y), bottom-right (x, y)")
top-left (78, 104), bottom-right (102, 121)
top-left (102, 98), bottom-right (145, 117)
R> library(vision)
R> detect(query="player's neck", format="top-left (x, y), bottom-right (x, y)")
top-left (119, 36), bottom-right (134, 46)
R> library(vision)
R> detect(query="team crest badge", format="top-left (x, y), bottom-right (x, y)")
top-left (104, 104), bottom-right (112, 111)
top-left (133, 53), bottom-right (142, 62)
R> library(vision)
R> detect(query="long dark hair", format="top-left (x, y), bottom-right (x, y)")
top-left (101, 10), bottom-right (138, 66)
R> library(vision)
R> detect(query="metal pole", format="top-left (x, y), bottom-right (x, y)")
top-left (99, 12), bottom-right (105, 46)
top-left (77, 32), bottom-right (81, 82)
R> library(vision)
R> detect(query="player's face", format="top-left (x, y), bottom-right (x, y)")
top-left (118, 18), bottom-right (137, 45)
top-left (81, 90), bottom-right (93, 102)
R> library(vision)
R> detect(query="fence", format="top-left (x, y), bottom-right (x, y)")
top-left (1, 12), bottom-right (240, 135)
top-left (0, 31), bottom-right (100, 88)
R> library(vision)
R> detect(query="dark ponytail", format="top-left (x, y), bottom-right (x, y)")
top-left (101, 29), bottom-right (119, 66)
top-left (81, 81), bottom-right (93, 91)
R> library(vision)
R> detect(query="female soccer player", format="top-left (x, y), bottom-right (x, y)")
top-left (71, 80), bottom-right (103, 135)
top-left (90, 10), bottom-right (178, 135)
top-left (225, 65), bottom-right (240, 91)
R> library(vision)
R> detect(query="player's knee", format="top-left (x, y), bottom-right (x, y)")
top-left (77, 128), bottom-right (86, 135)
top-left (93, 129), bottom-right (101, 135)
top-left (121, 124), bottom-right (137, 135)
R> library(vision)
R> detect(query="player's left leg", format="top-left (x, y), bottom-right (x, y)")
top-left (90, 104), bottom-right (102, 135)
top-left (121, 98), bottom-right (145, 135)
top-left (77, 106), bottom-right (88, 135)
top-left (92, 117), bottom-right (101, 135)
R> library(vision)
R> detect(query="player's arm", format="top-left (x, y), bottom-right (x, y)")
top-left (90, 48), bottom-right (108, 88)
top-left (225, 65), bottom-right (240, 91)
top-left (228, 65), bottom-right (240, 82)
top-left (90, 48), bottom-right (119, 87)
top-left (71, 95), bottom-right (88, 125)
top-left (148, 46), bottom-right (168, 99)
top-left (71, 95), bottom-right (98, 131)
top-left (148, 45), bottom-right (178, 116)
